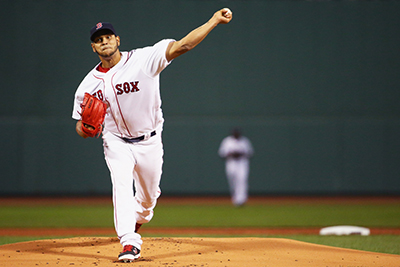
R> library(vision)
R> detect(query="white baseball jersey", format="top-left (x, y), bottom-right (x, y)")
top-left (218, 136), bottom-right (253, 160)
top-left (72, 39), bottom-right (175, 137)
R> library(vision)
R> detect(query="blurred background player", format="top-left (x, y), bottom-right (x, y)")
top-left (218, 128), bottom-right (254, 206)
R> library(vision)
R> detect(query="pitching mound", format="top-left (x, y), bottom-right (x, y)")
top-left (1, 237), bottom-right (399, 266)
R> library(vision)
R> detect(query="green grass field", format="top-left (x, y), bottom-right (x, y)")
top-left (0, 197), bottom-right (399, 255)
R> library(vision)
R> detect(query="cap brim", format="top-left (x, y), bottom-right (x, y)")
top-left (91, 29), bottom-right (116, 42)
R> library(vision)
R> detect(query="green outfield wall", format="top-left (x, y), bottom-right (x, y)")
top-left (1, 0), bottom-right (400, 195)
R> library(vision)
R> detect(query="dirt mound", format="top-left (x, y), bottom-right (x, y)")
top-left (0, 237), bottom-right (399, 266)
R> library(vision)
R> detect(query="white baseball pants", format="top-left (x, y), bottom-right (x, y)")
top-left (102, 130), bottom-right (163, 249)
top-left (225, 159), bottom-right (249, 206)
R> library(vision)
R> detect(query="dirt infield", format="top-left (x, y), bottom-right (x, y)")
top-left (1, 236), bottom-right (399, 267)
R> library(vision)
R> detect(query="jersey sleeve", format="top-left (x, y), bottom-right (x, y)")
top-left (141, 39), bottom-right (175, 77)
top-left (218, 138), bottom-right (229, 158)
top-left (71, 69), bottom-right (102, 120)
top-left (244, 138), bottom-right (254, 157)
top-left (71, 94), bottom-right (82, 120)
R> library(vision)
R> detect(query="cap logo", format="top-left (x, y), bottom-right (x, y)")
top-left (96, 23), bottom-right (103, 30)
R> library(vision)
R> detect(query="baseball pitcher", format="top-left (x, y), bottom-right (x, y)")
top-left (72, 8), bottom-right (232, 262)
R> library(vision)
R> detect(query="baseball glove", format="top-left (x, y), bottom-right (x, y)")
top-left (79, 92), bottom-right (107, 138)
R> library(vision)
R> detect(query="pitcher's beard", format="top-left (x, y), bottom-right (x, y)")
top-left (97, 46), bottom-right (119, 58)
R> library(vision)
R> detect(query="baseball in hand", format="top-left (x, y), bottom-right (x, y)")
top-left (222, 8), bottom-right (232, 17)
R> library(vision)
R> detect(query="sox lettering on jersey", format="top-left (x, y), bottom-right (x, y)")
top-left (115, 81), bottom-right (140, 95)
top-left (91, 81), bottom-right (139, 100)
